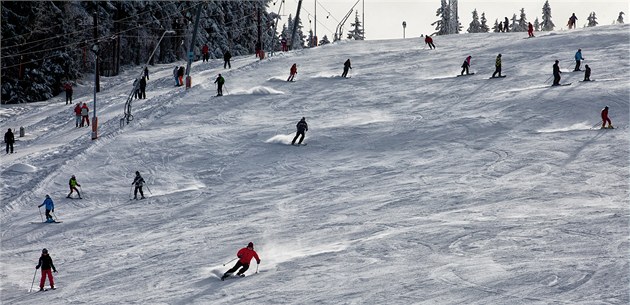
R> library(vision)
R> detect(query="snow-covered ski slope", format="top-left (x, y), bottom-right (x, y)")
top-left (1, 25), bottom-right (629, 305)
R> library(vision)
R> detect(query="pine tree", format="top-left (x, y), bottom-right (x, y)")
top-left (517, 8), bottom-right (528, 32)
top-left (467, 9), bottom-right (481, 33)
top-left (534, 17), bottom-right (541, 31)
top-left (510, 14), bottom-right (519, 32)
top-left (492, 19), bottom-right (501, 33)
top-left (431, 0), bottom-right (451, 35)
top-left (541, 0), bottom-right (555, 31)
top-left (346, 10), bottom-right (365, 40)
top-left (587, 12), bottom-right (598, 27)
top-left (480, 12), bottom-right (490, 32)
top-left (617, 12), bottom-right (624, 24)
top-left (319, 34), bottom-right (330, 45)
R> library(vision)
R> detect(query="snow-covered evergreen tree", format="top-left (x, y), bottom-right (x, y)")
top-left (617, 12), bottom-right (624, 24)
top-left (467, 9), bottom-right (481, 33)
top-left (480, 12), bottom-right (490, 32)
top-left (431, 0), bottom-right (451, 35)
top-left (492, 19), bottom-right (501, 33)
top-left (541, 0), bottom-right (555, 31)
top-left (346, 10), bottom-right (365, 40)
top-left (510, 14), bottom-right (519, 32)
top-left (534, 17), bottom-right (541, 31)
top-left (517, 8), bottom-right (528, 32)
top-left (587, 12), bottom-right (598, 27)
top-left (282, 14), bottom-right (306, 49)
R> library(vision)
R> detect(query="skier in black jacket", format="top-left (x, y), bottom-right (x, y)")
top-left (4, 128), bottom-right (14, 154)
top-left (291, 117), bottom-right (308, 145)
top-left (552, 60), bottom-right (562, 86)
top-left (341, 59), bottom-right (352, 78)
top-left (36, 248), bottom-right (57, 291)
top-left (132, 171), bottom-right (146, 200)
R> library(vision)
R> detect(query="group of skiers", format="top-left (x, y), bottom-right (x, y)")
top-left (73, 103), bottom-right (90, 128)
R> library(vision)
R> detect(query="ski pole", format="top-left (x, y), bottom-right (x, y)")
top-left (79, 186), bottom-right (84, 198)
top-left (223, 257), bottom-right (237, 266)
top-left (223, 85), bottom-right (229, 95)
top-left (592, 121), bottom-right (602, 129)
top-left (145, 185), bottom-right (152, 195)
top-left (29, 269), bottom-right (37, 292)
top-left (52, 212), bottom-right (60, 222)
top-left (129, 185), bottom-right (134, 199)
top-left (255, 263), bottom-right (259, 274)
top-left (544, 75), bottom-right (553, 83)
top-left (38, 207), bottom-right (43, 223)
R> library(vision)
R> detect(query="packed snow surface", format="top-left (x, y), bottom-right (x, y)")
top-left (1, 25), bottom-right (629, 305)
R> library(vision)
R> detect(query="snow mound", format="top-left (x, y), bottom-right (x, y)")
top-left (5, 163), bottom-right (38, 173)
top-left (233, 86), bottom-right (284, 95)
top-left (264, 134), bottom-right (294, 145)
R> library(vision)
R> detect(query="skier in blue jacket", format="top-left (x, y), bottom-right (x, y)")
top-left (38, 195), bottom-right (55, 222)
top-left (574, 49), bottom-right (585, 71)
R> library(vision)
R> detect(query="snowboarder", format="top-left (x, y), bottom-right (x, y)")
top-left (38, 195), bottom-right (55, 222)
top-left (139, 76), bottom-right (147, 99)
top-left (144, 66), bottom-right (149, 80)
top-left (287, 63), bottom-right (297, 82)
top-left (461, 56), bottom-right (472, 75)
top-left (491, 54), bottom-right (502, 78)
top-left (67, 175), bottom-right (81, 199)
top-left (503, 17), bottom-right (510, 32)
top-left (223, 50), bottom-right (232, 69)
top-left (177, 66), bottom-right (185, 87)
top-left (202, 44), bottom-right (209, 62)
top-left (424, 35), bottom-right (435, 49)
top-left (527, 22), bottom-right (534, 37)
top-left (601, 106), bottom-right (613, 129)
top-left (4, 128), bottom-right (14, 154)
top-left (341, 59), bottom-right (352, 78)
top-left (36, 248), bottom-right (57, 291)
top-left (63, 82), bottom-right (73, 105)
top-left (574, 49), bottom-right (584, 71)
top-left (214, 74), bottom-right (225, 96)
top-left (583, 64), bottom-right (591, 81)
top-left (80, 103), bottom-right (90, 127)
top-left (568, 13), bottom-right (578, 29)
top-left (132, 171), bottom-right (146, 200)
top-left (552, 60), bottom-right (562, 86)
top-left (221, 242), bottom-right (261, 280)
top-left (74, 103), bottom-right (82, 128)
top-left (173, 66), bottom-right (180, 86)
top-left (291, 117), bottom-right (308, 145)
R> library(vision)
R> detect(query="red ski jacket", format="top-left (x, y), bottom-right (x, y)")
top-left (290, 64), bottom-right (297, 74)
top-left (425, 36), bottom-right (433, 43)
top-left (601, 108), bottom-right (609, 120)
top-left (74, 104), bottom-right (82, 115)
top-left (237, 247), bottom-right (260, 265)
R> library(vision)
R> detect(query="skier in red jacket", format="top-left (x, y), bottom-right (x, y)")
top-left (221, 242), bottom-right (260, 280)
top-left (601, 106), bottom-right (613, 129)
top-left (287, 63), bottom-right (297, 82)
top-left (424, 35), bottom-right (435, 49)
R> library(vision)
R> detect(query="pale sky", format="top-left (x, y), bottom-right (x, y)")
top-left (273, 0), bottom-right (630, 40)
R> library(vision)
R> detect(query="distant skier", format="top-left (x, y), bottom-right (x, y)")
top-left (568, 13), bottom-right (578, 29)
top-left (177, 66), bottom-right (185, 87)
top-left (67, 175), bottom-right (81, 199)
top-left (281, 38), bottom-right (288, 52)
top-left (173, 66), bottom-right (180, 86)
top-left (139, 76), bottom-right (147, 99)
top-left (341, 59), bottom-right (352, 78)
top-left (461, 55), bottom-right (472, 75)
top-left (574, 49), bottom-right (584, 71)
top-left (498, 22), bottom-right (503, 33)
top-left (424, 35), bottom-right (435, 49)
top-left (36, 248), bottom-right (57, 291)
top-left (73, 103), bottom-right (82, 127)
top-left (601, 106), bottom-right (613, 129)
top-left (4, 128), bottom-right (14, 154)
top-left (491, 54), bottom-right (502, 78)
top-left (503, 17), bottom-right (509, 32)
top-left (583, 64), bottom-right (591, 81)
top-left (287, 63), bottom-right (297, 82)
top-left (221, 242), bottom-right (261, 280)
top-left (552, 60), bottom-right (562, 86)
top-left (38, 195), bottom-right (55, 222)
top-left (63, 82), bottom-right (73, 105)
top-left (223, 50), bottom-right (232, 69)
top-left (133, 78), bottom-right (140, 99)
top-left (527, 22), bottom-right (534, 37)
top-left (132, 171), bottom-right (145, 200)
top-left (617, 12), bottom-right (625, 24)
top-left (80, 103), bottom-right (90, 127)
top-left (202, 44), bottom-right (209, 62)
top-left (214, 74), bottom-right (225, 96)
top-left (255, 41), bottom-right (262, 58)
top-left (144, 66), bottom-right (149, 80)
top-left (291, 117), bottom-right (308, 145)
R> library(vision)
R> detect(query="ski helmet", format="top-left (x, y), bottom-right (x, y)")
top-left (135, 171), bottom-right (140, 175)
top-left (42, 248), bottom-right (48, 254)
top-left (247, 242), bottom-right (254, 248)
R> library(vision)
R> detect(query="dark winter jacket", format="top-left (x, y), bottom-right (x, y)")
top-left (133, 175), bottom-right (145, 187)
top-left (344, 59), bottom-right (352, 69)
top-left (495, 55), bottom-right (501, 67)
top-left (224, 51), bottom-right (232, 61)
top-left (139, 77), bottom-right (146, 89)
top-left (296, 119), bottom-right (308, 132)
top-left (4, 130), bottom-right (14, 144)
top-left (36, 254), bottom-right (56, 271)
top-left (553, 62), bottom-right (561, 76)
top-left (178, 67), bottom-right (185, 77)
top-left (214, 76), bottom-right (225, 85)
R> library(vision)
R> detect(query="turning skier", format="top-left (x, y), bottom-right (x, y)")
top-left (221, 242), bottom-right (261, 280)
top-left (38, 195), bottom-right (55, 223)
top-left (291, 117), bottom-right (308, 145)
top-left (583, 64), bottom-right (591, 81)
top-left (552, 60), bottom-right (562, 86)
top-left (36, 248), bottom-right (57, 291)
top-left (424, 35), bottom-right (435, 49)
top-left (341, 59), bottom-right (352, 78)
top-left (287, 63), bottom-right (297, 82)
top-left (132, 171), bottom-right (146, 200)
top-left (461, 56), bottom-right (472, 75)
top-left (601, 106), bottom-right (613, 129)
top-left (67, 175), bottom-right (82, 199)
top-left (214, 74), bottom-right (225, 96)
top-left (491, 54), bottom-right (502, 78)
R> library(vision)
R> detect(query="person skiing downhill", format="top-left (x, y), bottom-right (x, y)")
top-left (214, 74), bottom-right (225, 96)
top-left (287, 63), bottom-right (297, 82)
top-left (38, 195), bottom-right (55, 222)
top-left (583, 64), bottom-right (591, 81)
top-left (491, 54), bottom-right (502, 78)
top-left (552, 60), bottom-right (562, 86)
top-left (67, 175), bottom-right (81, 199)
top-left (36, 248), bottom-right (57, 291)
top-left (424, 35), bottom-right (435, 49)
top-left (341, 59), bottom-right (352, 78)
top-left (291, 117), bottom-right (308, 145)
top-left (132, 171), bottom-right (145, 200)
top-left (4, 128), bottom-right (14, 154)
top-left (601, 106), bottom-right (613, 129)
top-left (461, 56), bottom-right (472, 75)
top-left (574, 49), bottom-right (585, 71)
top-left (221, 242), bottom-right (261, 280)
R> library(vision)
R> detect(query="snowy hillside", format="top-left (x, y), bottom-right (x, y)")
top-left (1, 25), bottom-right (629, 305)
